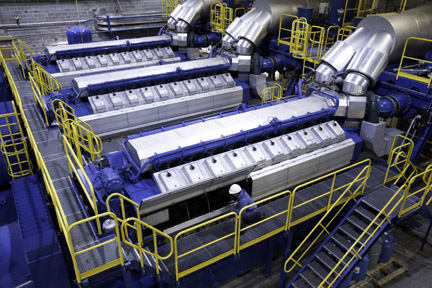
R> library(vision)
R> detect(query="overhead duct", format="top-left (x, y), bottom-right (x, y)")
top-left (167, 0), bottom-right (212, 32)
top-left (222, 0), bottom-right (319, 55)
top-left (316, 5), bottom-right (432, 91)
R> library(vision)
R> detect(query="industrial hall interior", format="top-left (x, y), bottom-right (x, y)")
top-left (2, 0), bottom-right (432, 287)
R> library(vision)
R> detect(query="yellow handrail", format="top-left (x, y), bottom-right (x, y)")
top-left (1, 51), bottom-right (119, 285)
top-left (286, 159), bottom-right (372, 230)
top-left (52, 99), bottom-right (103, 164)
top-left (210, 1), bottom-right (233, 35)
top-left (63, 134), bottom-right (102, 234)
top-left (277, 14), bottom-right (299, 47)
top-left (384, 134), bottom-right (416, 185)
top-left (398, 164), bottom-right (432, 217)
top-left (342, 0), bottom-right (376, 27)
top-left (284, 160), bottom-right (371, 273)
top-left (0, 101), bottom-right (33, 178)
top-left (396, 37), bottom-right (432, 87)
top-left (106, 193), bottom-right (140, 223)
top-left (174, 212), bottom-right (238, 281)
top-left (320, 168), bottom-right (431, 287)
top-left (0, 36), bottom-right (16, 61)
top-left (261, 83), bottom-right (283, 103)
top-left (162, 0), bottom-right (179, 17)
top-left (14, 39), bottom-right (37, 79)
top-left (121, 217), bottom-right (173, 273)
top-left (67, 212), bottom-right (124, 283)
top-left (28, 58), bottom-right (62, 96)
top-left (28, 73), bottom-right (50, 127)
top-left (237, 189), bottom-right (291, 252)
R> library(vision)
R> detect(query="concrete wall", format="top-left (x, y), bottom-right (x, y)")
top-left (0, 0), bottom-right (164, 53)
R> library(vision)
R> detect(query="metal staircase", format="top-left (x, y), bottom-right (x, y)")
top-left (286, 167), bottom-right (431, 288)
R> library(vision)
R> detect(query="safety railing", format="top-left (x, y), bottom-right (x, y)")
top-left (14, 39), bottom-right (37, 79)
top-left (0, 101), bottom-right (33, 178)
top-left (53, 99), bottom-right (103, 164)
top-left (396, 37), bottom-right (432, 88)
top-left (174, 212), bottom-right (238, 281)
top-left (237, 190), bottom-right (291, 252)
top-left (384, 134), bottom-right (416, 185)
top-left (210, 1), bottom-right (233, 35)
top-left (28, 73), bottom-right (50, 127)
top-left (337, 26), bottom-right (356, 41)
top-left (286, 159), bottom-right (371, 230)
top-left (284, 160), bottom-right (371, 273)
top-left (106, 193), bottom-right (141, 223)
top-left (122, 217), bottom-right (173, 274)
top-left (163, 0), bottom-right (179, 17)
top-left (398, 164), bottom-right (432, 217)
top-left (28, 58), bottom-right (62, 96)
top-left (261, 83), bottom-right (283, 103)
top-left (277, 14), bottom-right (300, 47)
top-left (234, 7), bottom-right (247, 18)
top-left (399, 0), bottom-right (407, 12)
top-left (320, 168), bottom-right (431, 287)
top-left (289, 18), bottom-right (309, 58)
top-left (63, 134), bottom-right (102, 234)
top-left (67, 212), bottom-right (124, 283)
top-left (0, 36), bottom-right (16, 61)
top-left (342, 0), bottom-right (376, 27)
top-left (2, 51), bottom-right (123, 284)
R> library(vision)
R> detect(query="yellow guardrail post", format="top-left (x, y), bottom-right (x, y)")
top-left (63, 134), bottom-right (102, 234)
top-left (320, 166), bottom-right (431, 287)
top-left (67, 212), bottom-right (124, 283)
top-left (163, 0), bottom-right (179, 17)
top-left (106, 193), bottom-right (141, 222)
top-left (53, 99), bottom-right (102, 164)
top-left (174, 212), bottom-right (237, 281)
top-left (277, 14), bottom-right (299, 47)
top-left (121, 217), bottom-right (173, 272)
top-left (384, 134), bottom-right (416, 185)
top-left (283, 160), bottom-right (371, 273)
top-left (0, 101), bottom-right (33, 179)
top-left (237, 189), bottom-right (292, 253)
top-left (261, 83), bottom-right (283, 103)
top-left (286, 159), bottom-right (371, 231)
top-left (396, 37), bottom-right (432, 87)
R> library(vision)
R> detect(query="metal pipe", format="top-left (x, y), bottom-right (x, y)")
top-left (223, 0), bottom-right (319, 55)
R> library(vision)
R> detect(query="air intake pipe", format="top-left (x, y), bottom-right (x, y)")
top-left (167, 0), bottom-right (212, 32)
top-left (316, 5), bottom-right (432, 92)
top-left (222, 0), bottom-right (319, 55)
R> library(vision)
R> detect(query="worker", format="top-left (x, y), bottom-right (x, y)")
top-left (229, 184), bottom-right (262, 225)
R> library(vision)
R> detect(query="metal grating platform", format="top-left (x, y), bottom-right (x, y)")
top-left (7, 62), bottom-right (121, 276)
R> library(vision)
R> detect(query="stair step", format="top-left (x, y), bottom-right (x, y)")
top-left (355, 206), bottom-right (378, 222)
top-left (316, 252), bottom-right (342, 274)
top-left (339, 224), bottom-right (369, 245)
top-left (332, 233), bottom-right (355, 251)
top-left (347, 214), bottom-right (378, 231)
top-left (309, 261), bottom-right (335, 285)
top-left (301, 269), bottom-right (322, 288)
top-left (292, 279), bottom-right (309, 288)
top-left (323, 243), bottom-right (348, 265)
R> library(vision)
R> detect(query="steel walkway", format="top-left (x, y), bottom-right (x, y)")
top-left (152, 164), bottom-right (389, 279)
top-left (7, 62), bottom-right (121, 278)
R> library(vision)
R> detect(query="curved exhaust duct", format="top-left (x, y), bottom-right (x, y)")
top-left (167, 0), bottom-right (212, 32)
top-left (222, 0), bottom-right (319, 55)
top-left (315, 5), bottom-right (432, 96)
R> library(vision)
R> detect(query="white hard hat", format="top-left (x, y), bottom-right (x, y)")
top-left (229, 184), bottom-right (242, 195)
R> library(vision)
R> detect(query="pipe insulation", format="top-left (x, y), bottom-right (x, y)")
top-left (315, 5), bottom-right (432, 92)
top-left (222, 0), bottom-right (319, 55)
